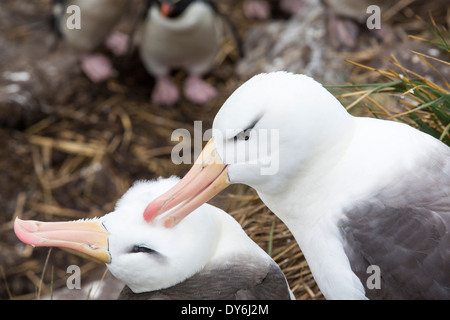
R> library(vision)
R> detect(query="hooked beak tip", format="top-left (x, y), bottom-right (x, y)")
top-left (143, 203), bottom-right (159, 222)
top-left (142, 139), bottom-right (230, 228)
top-left (15, 217), bottom-right (37, 232)
top-left (13, 217), bottom-right (111, 263)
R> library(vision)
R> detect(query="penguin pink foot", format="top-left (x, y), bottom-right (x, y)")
top-left (151, 76), bottom-right (180, 106)
top-left (243, 0), bottom-right (271, 20)
top-left (80, 53), bottom-right (117, 83)
top-left (105, 31), bottom-right (130, 56)
top-left (184, 75), bottom-right (217, 105)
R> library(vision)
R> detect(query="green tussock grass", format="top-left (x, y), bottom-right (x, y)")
top-left (327, 16), bottom-right (450, 146)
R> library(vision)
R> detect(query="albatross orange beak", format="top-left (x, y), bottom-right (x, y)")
top-left (14, 218), bottom-right (110, 263)
top-left (144, 139), bottom-right (230, 228)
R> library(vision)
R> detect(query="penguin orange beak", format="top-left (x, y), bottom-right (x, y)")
top-left (14, 218), bottom-right (110, 263)
top-left (160, 2), bottom-right (173, 17)
top-left (144, 139), bottom-right (230, 228)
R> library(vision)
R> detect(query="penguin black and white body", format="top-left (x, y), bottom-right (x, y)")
top-left (14, 177), bottom-right (293, 300)
top-left (53, 0), bottom-right (130, 82)
top-left (138, 0), bottom-right (224, 106)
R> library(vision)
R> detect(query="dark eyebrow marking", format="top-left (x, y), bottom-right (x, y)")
top-left (131, 245), bottom-right (157, 254)
top-left (245, 115), bottom-right (262, 131)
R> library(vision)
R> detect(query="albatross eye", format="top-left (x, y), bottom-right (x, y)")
top-left (233, 117), bottom-right (261, 142)
top-left (131, 245), bottom-right (157, 254)
top-left (235, 129), bottom-right (252, 141)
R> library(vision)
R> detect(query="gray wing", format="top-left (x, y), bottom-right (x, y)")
top-left (117, 257), bottom-right (292, 300)
top-left (339, 148), bottom-right (450, 299)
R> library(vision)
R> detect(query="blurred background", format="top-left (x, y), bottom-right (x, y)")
top-left (0, 0), bottom-right (448, 300)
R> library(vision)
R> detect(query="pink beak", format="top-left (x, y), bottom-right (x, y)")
top-left (14, 217), bottom-right (110, 263)
top-left (144, 139), bottom-right (230, 228)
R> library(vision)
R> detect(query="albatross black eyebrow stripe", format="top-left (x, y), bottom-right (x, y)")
top-left (132, 245), bottom-right (158, 254)
top-left (245, 115), bottom-right (262, 132)
top-left (230, 115), bottom-right (263, 141)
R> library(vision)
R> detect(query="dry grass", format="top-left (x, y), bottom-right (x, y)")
top-left (0, 0), bottom-right (323, 300)
top-left (329, 16), bottom-right (450, 146)
top-left (1, 90), bottom-right (322, 300)
top-left (2, 0), bottom-right (448, 301)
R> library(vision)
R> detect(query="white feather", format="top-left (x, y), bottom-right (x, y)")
top-left (211, 71), bottom-right (449, 299)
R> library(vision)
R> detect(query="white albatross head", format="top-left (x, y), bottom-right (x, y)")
top-left (143, 71), bottom-right (354, 227)
top-left (14, 177), bottom-right (260, 293)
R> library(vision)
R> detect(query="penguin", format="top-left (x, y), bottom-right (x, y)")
top-left (52, 0), bottom-right (130, 82)
top-left (138, 0), bottom-right (224, 106)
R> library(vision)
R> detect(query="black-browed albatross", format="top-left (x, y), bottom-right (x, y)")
top-left (143, 71), bottom-right (450, 300)
top-left (14, 177), bottom-right (293, 300)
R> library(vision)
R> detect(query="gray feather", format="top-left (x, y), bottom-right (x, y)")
top-left (117, 257), bottom-right (292, 300)
top-left (339, 148), bottom-right (450, 299)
